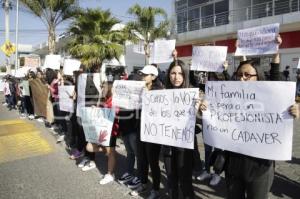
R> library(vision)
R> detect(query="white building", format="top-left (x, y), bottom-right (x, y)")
top-left (172, 0), bottom-right (300, 81)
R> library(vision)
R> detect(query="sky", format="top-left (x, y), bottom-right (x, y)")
top-left (0, 0), bottom-right (173, 66)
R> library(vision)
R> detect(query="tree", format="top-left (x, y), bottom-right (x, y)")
top-left (20, 0), bottom-right (79, 54)
top-left (67, 8), bottom-right (126, 69)
top-left (126, 4), bottom-right (170, 64)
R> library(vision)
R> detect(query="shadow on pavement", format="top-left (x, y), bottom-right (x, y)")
top-left (271, 172), bottom-right (300, 198)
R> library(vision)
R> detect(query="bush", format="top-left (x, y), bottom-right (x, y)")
top-left (0, 66), bottom-right (6, 72)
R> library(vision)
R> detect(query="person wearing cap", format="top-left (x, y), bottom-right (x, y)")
top-left (130, 64), bottom-right (163, 199)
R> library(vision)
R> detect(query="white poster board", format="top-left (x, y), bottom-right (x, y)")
top-left (20, 80), bottom-right (30, 96)
top-left (235, 23), bottom-right (280, 56)
top-left (80, 107), bottom-right (115, 146)
top-left (151, 39), bottom-right (176, 64)
top-left (59, 86), bottom-right (75, 113)
top-left (43, 55), bottom-right (61, 70)
top-left (191, 46), bottom-right (228, 72)
top-left (63, 59), bottom-right (81, 76)
top-left (297, 58), bottom-right (300, 69)
top-left (76, 74), bottom-right (87, 117)
top-left (112, 80), bottom-right (145, 109)
top-left (203, 81), bottom-right (296, 160)
top-left (141, 88), bottom-right (199, 149)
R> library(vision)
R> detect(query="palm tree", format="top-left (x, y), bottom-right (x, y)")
top-left (126, 4), bottom-right (170, 64)
top-left (20, 0), bottom-right (79, 54)
top-left (67, 8), bottom-right (126, 69)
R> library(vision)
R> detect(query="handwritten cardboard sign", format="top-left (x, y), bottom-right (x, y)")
top-left (235, 23), bottom-right (280, 56)
top-left (63, 59), bottom-right (81, 76)
top-left (59, 86), bottom-right (75, 113)
top-left (112, 80), bottom-right (146, 109)
top-left (141, 88), bottom-right (199, 149)
top-left (191, 46), bottom-right (228, 72)
top-left (80, 107), bottom-right (115, 146)
top-left (203, 81), bottom-right (296, 160)
top-left (43, 54), bottom-right (61, 70)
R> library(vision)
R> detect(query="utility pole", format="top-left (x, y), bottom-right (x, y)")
top-left (15, 0), bottom-right (19, 71)
top-left (4, 0), bottom-right (11, 74)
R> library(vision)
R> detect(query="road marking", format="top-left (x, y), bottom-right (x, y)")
top-left (0, 119), bottom-right (53, 164)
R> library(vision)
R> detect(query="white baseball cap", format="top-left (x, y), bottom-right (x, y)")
top-left (139, 65), bottom-right (158, 76)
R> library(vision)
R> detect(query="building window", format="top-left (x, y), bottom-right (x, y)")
top-left (177, 11), bottom-right (188, 33)
top-left (252, 0), bottom-right (272, 19)
top-left (291, 0), bottom-right (299, 12)
top-left (275, 0), bottom-right (292, 15)
top-left (176, 0), bottom-right (188, 12)
top-left (201, 4), bottom-right (214, 28)
top-left (215, 0), bottom-right (229, 26)
top-left (188, 8), bottom-right (200, 31)
top-left (188, 0), bottom-right (209, 7)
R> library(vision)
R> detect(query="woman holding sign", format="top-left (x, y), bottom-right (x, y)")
top-left (85, 81), bottom-right (119, 185)
top-left (201, 35), bottom-right (299, 199)
top-left (162, 54), bottom-right (195, 199)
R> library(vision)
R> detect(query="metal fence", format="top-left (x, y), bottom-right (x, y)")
top-left (176, 0), bottom-right (300, 33)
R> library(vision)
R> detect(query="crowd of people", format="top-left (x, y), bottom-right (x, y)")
top-left (1, 35), bottom-right (300, 199)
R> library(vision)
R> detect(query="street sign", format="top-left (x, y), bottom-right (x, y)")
top-left (1, 41), bottom-right (16, 57)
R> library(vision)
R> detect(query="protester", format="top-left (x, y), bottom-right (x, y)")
top-left (117, 74), bottom-right (141, 185)
top-left (130, 64), bottom-right (163, 199)
top-left (200, 35), bottom-right (300, 199)
top-left (85, 81), bottom-right (119, 185)
top-left (196, 64), bottom-right (230, 186)
top-left (46, 69), bottom-right (65, 142)
top-left (163, 55), bottom-right (195, 199)
top-left (76, 72), bottom-right (98, 172)
top-left (283, 65), bottom-right (290, 81)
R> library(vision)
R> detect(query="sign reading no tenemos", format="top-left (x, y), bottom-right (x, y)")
top-left (203, 81), bottom-right (296, 160)
top-left (141, 88), bottom-right (199, 149)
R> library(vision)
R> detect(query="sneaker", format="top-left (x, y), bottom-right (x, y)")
top-left (78, 157), bottom-right (89, 168)
top-left (147, 189), bottom-right (160, 199)
top-left (2, 102), bottom-right (8, 106)
top-left (99, 174), bottom-right (114, 185)
top-left (81, 160), bottom-right (96, 171)
top-left (127, 177), bottom-right (141, 189)
top-left (130, 183), bottom-right (147, 197)
top-left (118, 172), bottom-right (134, 184)
top-left (69, 149), bottom-right (83, 160)
top-left (28, 115), bottom-right (34, 120)
top-left (56, 135), bottom-right (65, 143)
top-left (209, 174), bottom-right (221, 186)
top-left (36, 118), bottom-right (44, 123)
top-left (197, 171), bottom-right (211, 181)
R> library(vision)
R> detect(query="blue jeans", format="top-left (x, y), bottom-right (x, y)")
top-left (122, 133), bottom-right (137, 175)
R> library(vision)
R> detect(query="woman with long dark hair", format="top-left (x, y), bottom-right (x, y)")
top-left (163, 57), bottom-right (195, 199)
